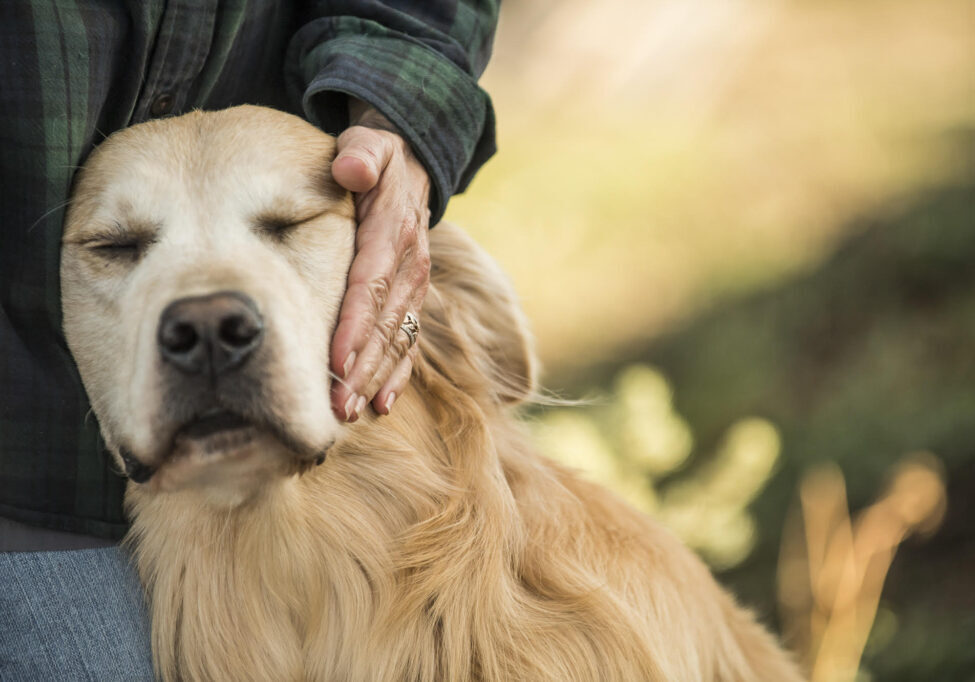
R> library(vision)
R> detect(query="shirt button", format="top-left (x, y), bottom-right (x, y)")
top-left (150, 93), bottom-right (175, 117)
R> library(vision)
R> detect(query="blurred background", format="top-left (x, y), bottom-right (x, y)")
top-left (443, 1), bottom-right (975, 680)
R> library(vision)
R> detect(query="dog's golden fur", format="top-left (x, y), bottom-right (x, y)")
top-left (62, 106), bottom-right (803, 681)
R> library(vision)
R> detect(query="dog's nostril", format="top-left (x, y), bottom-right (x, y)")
top-left (158, 309), bottom-right (206, 374)
top-left (219, 314), bottom-right (261, 349)
top-left (162, 322), bottom-right (199, 354)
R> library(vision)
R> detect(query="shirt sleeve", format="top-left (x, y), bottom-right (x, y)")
top-left (285, 0), bottom-right (500, 225)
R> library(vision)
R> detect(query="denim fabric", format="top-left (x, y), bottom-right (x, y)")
top-left (0, 547), bottom-right (153, 681)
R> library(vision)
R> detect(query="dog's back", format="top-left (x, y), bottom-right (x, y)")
top-left (63, 107), bottom-right (804, 681)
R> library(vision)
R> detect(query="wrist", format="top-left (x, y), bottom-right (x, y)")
top-left (347, 97), bottom-right (399, 135)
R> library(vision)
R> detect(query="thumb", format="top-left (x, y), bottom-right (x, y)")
top-left (332, 127), bottom-right (392, 194)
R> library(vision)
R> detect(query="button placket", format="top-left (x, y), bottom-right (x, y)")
top-left (130, 1), bottom-right (218, 123)
top-left (150, 93), bottom-right (175, 117)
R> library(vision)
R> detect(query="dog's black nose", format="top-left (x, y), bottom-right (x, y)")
top-left (158, 292), bottom-right (264, 376)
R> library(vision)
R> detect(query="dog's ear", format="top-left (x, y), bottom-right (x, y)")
top-left (418, 224), bottom-right (537, 405)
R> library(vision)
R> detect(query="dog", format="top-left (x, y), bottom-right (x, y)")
top-left (61, 106), bottom-right (804, 681)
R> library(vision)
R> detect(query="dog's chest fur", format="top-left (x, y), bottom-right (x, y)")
top-left (126, 390), bottom-right (654, 682)
top-left (126, 395), bottom-right (800, 682)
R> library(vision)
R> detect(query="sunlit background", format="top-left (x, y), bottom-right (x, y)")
top-left (444, 1), bottom-right (975, 680)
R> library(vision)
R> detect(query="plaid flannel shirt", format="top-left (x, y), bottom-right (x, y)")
top-left (0, 0), bottom-right (498, 540)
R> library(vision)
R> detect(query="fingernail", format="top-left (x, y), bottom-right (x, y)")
top-left (383, 392), bottom-right (396, 415)
top-left (344, 393), bottom-right (358, 420)
top-left (342, 352), bottom-right (356, 378)
top-left (355, 395), bottom-right (367, 419)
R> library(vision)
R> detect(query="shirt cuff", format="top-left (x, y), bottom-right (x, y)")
top-left (287, 22), bottom-right (496, 226)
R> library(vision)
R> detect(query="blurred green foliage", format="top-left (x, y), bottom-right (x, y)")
top-left (544, 175), bottom-right (975, 681)
top-left (535, 366), bottom-right (781, 570)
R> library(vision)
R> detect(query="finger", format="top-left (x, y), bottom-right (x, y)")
top-left (344, 212), bottom-right (429, 399)
top-left (332, 284), bottom-right (392, 419)
top-left (330, 217), bottom-right (402, 375)
top-left (342, 258), bottom-right (420, 401)
top-left (372, 281), bottom-right (426, 415)
top-left (331, 377), bottom-right (361, 423)
top-left (373, 345), bottom-right (418, 415)
top-left (330, 213), bottom-right (426, 421)
top-left (360, 304), bottom-right (419, 408)
top-left (332, 127), bottom-right (393, 193)
top-left (332, 199), bottom-right (426, 368)
top-left (330, 281), bottom-right (415, 423)
top-left (329, 239), bottom-right (402, 422)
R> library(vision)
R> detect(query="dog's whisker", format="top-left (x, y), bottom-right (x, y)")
top-left (84, 386), bottom-right (122, 420)
top-left (328, 371), bottom-right (351, 390)
top-left (28, 198), bottom-right (74, 233)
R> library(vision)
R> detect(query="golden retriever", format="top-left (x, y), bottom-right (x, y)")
top-left (61, 106), bottom-right (804, 681)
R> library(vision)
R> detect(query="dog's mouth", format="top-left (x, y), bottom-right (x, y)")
top-left (174, 409), bottom-right (257, 450)
top-left (119, 402), bottom-right (330, 487)
top-left (164, 406), bottom-right (294, 468)
top-left (120, 409), bottom-right (263, 483)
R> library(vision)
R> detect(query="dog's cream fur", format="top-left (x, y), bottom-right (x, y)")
top-left (61, 106), bottom-right (804, 681)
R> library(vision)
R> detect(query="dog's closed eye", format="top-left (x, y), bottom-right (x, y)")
top-left (78, 221), bottom-right (157, 261)
top-left (254, 209), bottom-right (331, 240)
top-left (255, 213), bottom-right (300, 236)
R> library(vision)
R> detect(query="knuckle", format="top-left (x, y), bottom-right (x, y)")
top-left (391, 323), bottom-right (417, 358)
top-left (379, 313), bottom-right (402, 349)
top-left (340, 129), bottom-right (383, 161)
top-left (410, 250), bottom-right (431, 290)
top-left (384, 130), bottom-right (408, 155)
top-left (341, 284), bottom-right (379, 331)
top-left (399, 212), bottom-right (419, 245)
top-left (415, 248), bottom-right (432, 277)
top-left (391, 335), bottom-right (412, 360)
top-left (377, 132), bottom-right (399, 163)
top-left (368, 129), bottom-right (392, 156)
top-left (411, 266), bottom-right (430, 292)
top-left (390, 361), bottom-right (414, 392)
top-left (346, 281), bottom-right (377, 313)
top-left (367, 275), bottom-right (392, 309)
top-left (350, 125), bottom-right (382, 145)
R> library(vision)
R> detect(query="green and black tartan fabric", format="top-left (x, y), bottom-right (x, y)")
top-left (0, 0), bottom-right (498, 540)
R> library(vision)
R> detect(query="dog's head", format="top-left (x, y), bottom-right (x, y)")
top-left (62, 107), bottom-right (354, 500)
top-left (61, 106), bottom-right (534, 504)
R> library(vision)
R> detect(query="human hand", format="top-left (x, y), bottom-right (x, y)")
top-left (329, 100), bottom-right (431, 422)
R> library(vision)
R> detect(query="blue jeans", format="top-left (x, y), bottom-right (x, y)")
top-left (0, 547), bottom-right (154, 681)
